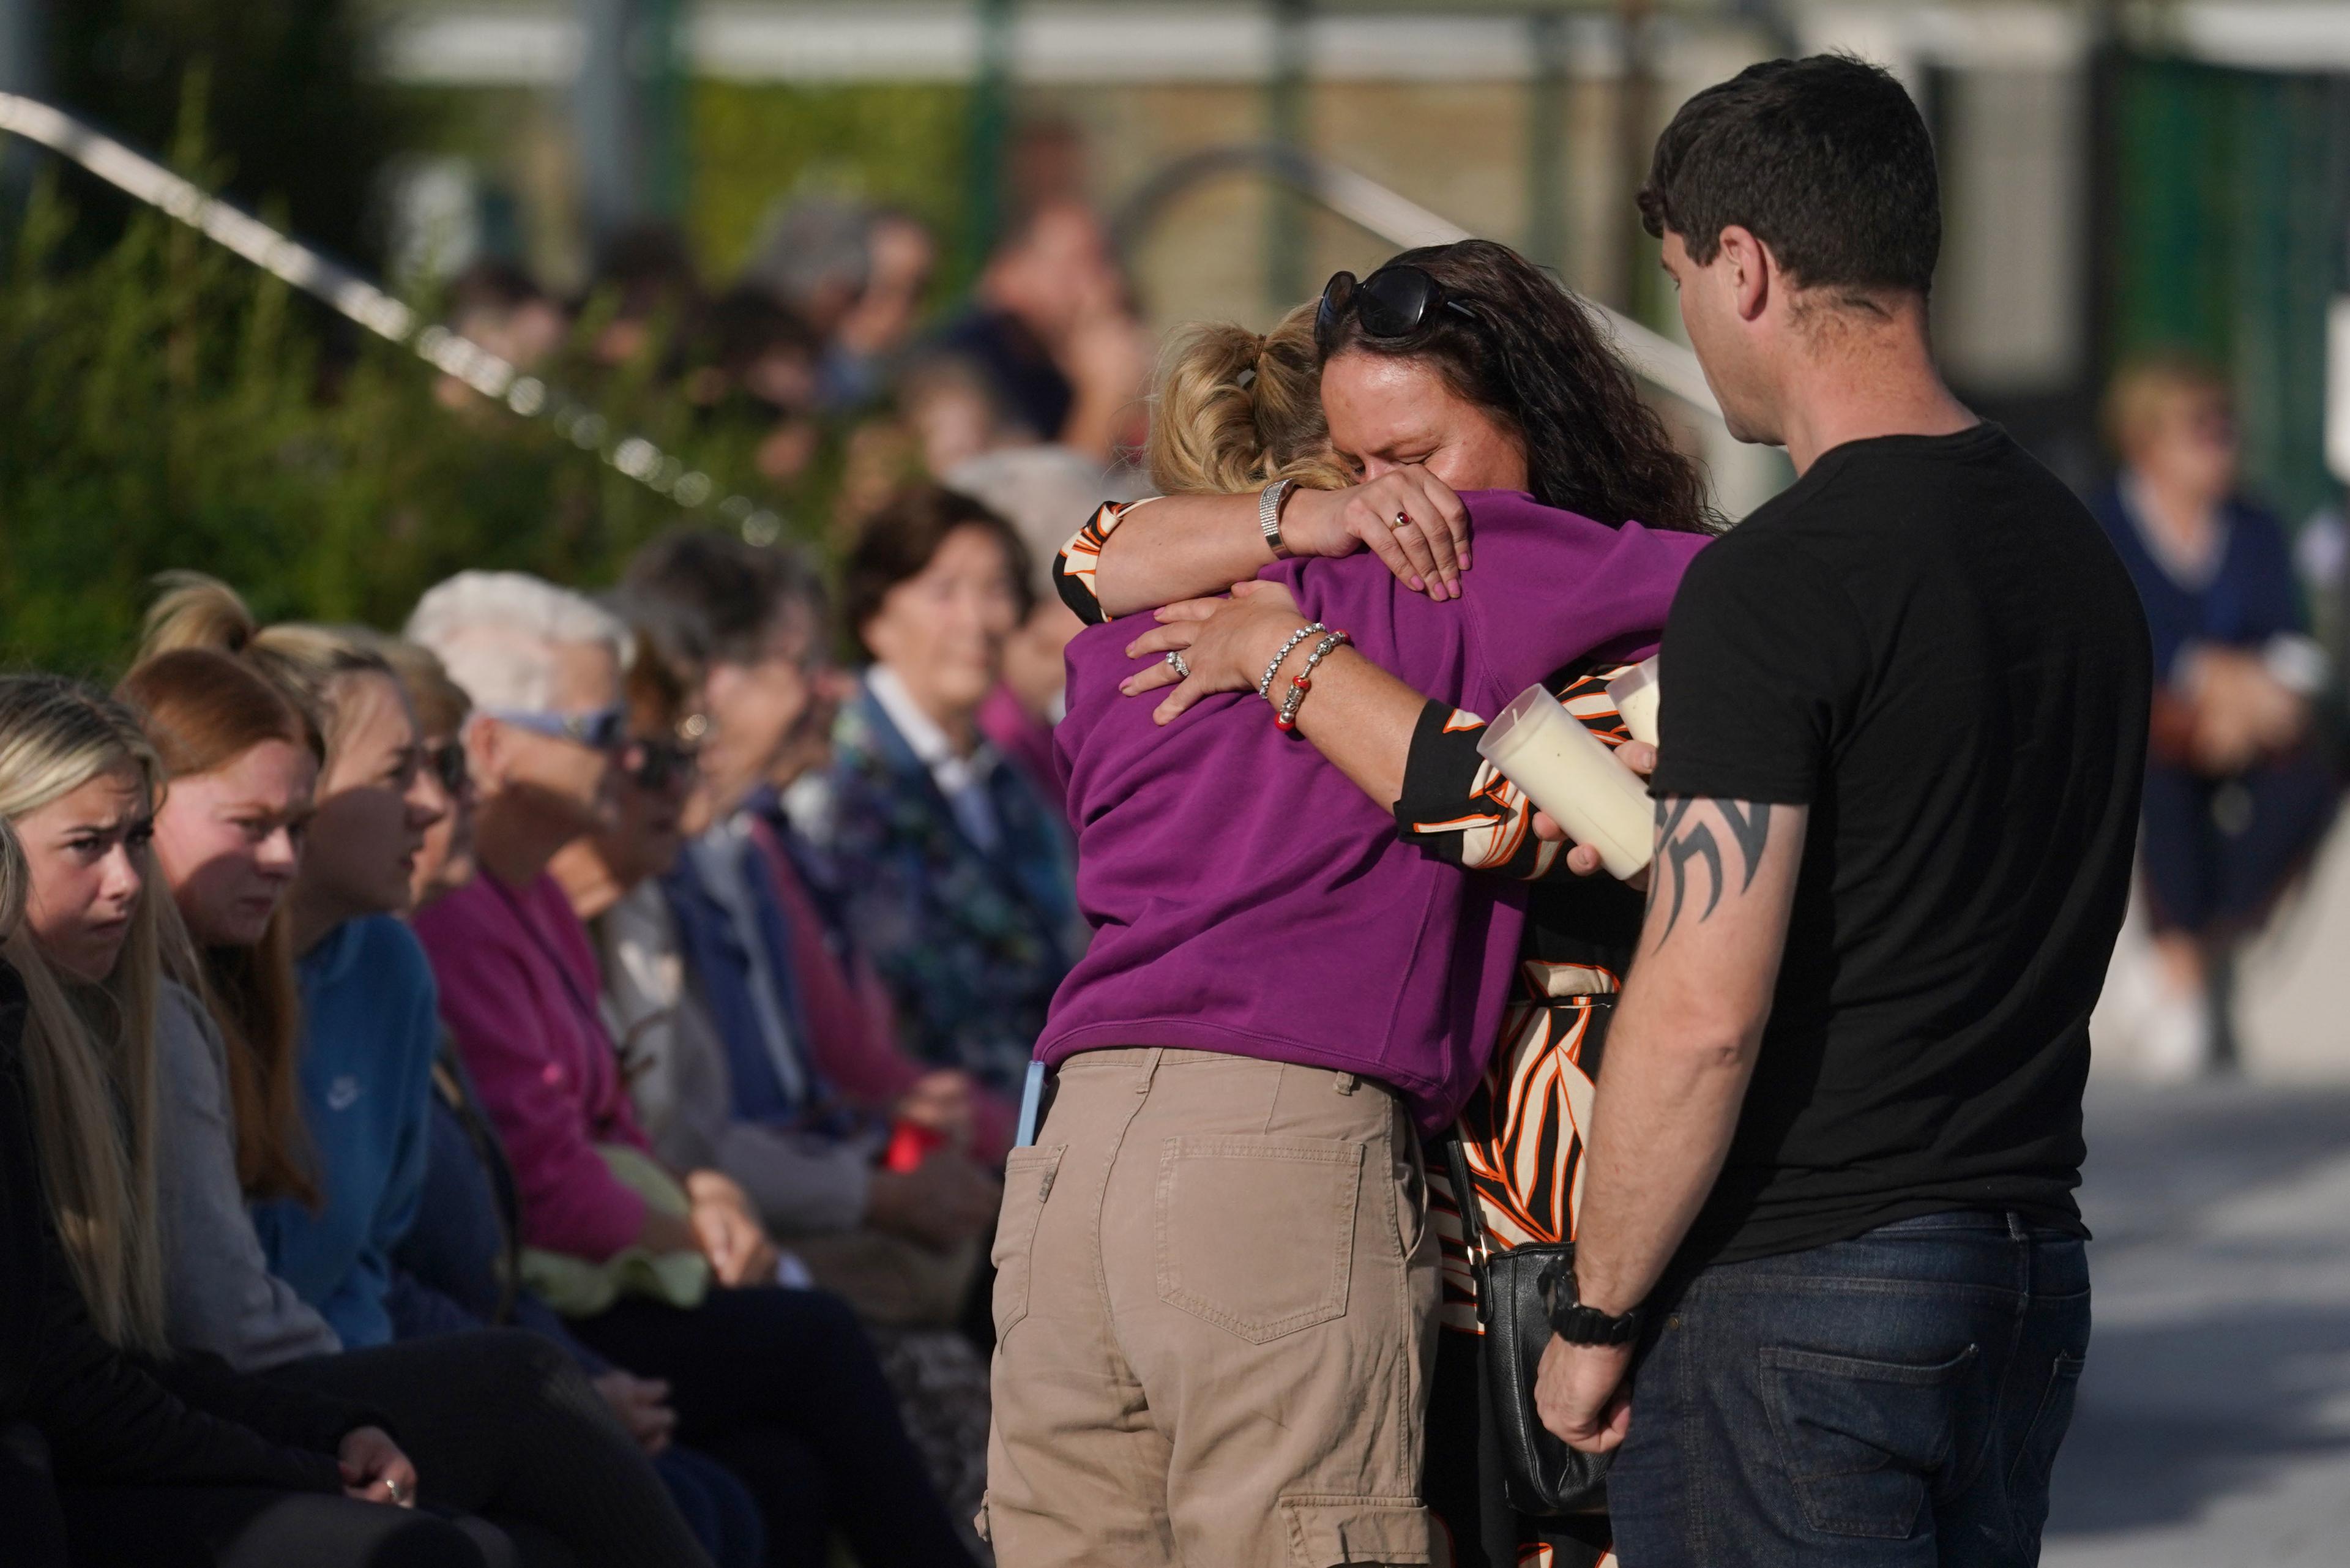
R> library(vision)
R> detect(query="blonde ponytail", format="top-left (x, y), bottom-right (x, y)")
top-left (1145, 303), bottom-right (1352, 498)
top-left (138, 573), bottom-right (390, 764)
top-left (141, 571), bottom-right (266, 660)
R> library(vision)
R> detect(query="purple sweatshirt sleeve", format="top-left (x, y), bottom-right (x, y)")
top-left (1269, 491), bottom-right (1707, 718)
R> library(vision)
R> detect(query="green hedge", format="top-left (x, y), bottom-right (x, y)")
top-left (0, 176), bottom-right (805, 679)
top-left (690, 81), bottom-right (973, 284)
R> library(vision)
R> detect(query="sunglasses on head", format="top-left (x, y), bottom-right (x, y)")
top-left (482, 704), bottom-right (630, 753)
top-left (625, 736), bottom-right (699, 793)
top-left (1315, 265), bottom-right (1480, 357)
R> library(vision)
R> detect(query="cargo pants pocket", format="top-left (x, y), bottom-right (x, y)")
top-left (1278, 1495), bottom-right (1434, 1566)
top-left (990, 1145), bottom-right (1064, 1341)
top-left (1761, 1342), bottom-right (1980, 1539)
top-left (1155, 1135), bottom-right (1364, 1343)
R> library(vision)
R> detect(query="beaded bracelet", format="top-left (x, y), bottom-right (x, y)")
top-left (1276, 629), bottom-right (1352, 733)
top-left (1258, 621), bottom-right (1326, 698)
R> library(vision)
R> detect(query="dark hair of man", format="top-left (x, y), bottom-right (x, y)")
top-left (698, 287), bottom-right (822, 383)
top-left (619, 621), bottom-right (695, 737)
top-left (1638, 53), bottom-right (1941, 305)
top-left (446, 258), bottom-right (547, 321)
top-left (617, 526), bottom-right (830, 683)
top-left (1319, 238), bottom-right (1714, 535)
top-left (843, 485), bottom-right (1037, 659)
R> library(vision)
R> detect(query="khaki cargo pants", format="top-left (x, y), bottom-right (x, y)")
top-left (983, 1047), bottom-right (1441, 1567)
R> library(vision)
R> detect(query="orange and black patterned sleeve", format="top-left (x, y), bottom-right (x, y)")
top-left (1053, 498), bottom-right (1161, 625)
top-left (1392, 665), bottom-right (1637, 881)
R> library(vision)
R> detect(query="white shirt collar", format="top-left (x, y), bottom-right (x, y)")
top-left (865, 664), bottom-right (1002, 853)
top-left (865, 663), bottom-right (960, 769)
top-left (2119, 470), bottom-right (2229, 593)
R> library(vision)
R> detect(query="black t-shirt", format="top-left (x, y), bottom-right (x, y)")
top-left (1649, 424), bottom-right (2150, 1273)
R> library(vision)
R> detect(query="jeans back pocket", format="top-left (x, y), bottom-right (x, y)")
top-left (2005, 1351), bottom-right (2085, 1551)
top-left (1154, 1134), bottom-right (1364, 1343)
top-left (1761, 1342), bottom-right (1981, 1539)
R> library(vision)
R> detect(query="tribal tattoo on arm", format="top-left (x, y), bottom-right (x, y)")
top-left (1647, 796), bottom-right (1774, 944)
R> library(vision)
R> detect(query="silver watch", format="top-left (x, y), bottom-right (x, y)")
top-left (1259, 478), bottom-right (1297, 560)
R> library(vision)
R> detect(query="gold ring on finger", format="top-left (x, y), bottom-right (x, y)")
top-left (1391, 510), bottom-right (1412, 530)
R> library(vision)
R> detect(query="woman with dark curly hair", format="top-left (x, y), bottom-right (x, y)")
top-left (991, 241), bottom-right (1709, 1568)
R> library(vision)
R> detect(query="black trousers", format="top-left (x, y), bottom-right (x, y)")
top-left (258, 1329), bottom-right (710, 1568)
top-left (2, 1425), bottom-right (507, 1568)
top-left (59, 1484), bottom-right (512, 1568)
top-left (0, 1434), bottom-right (69, 1568)
top-left (572, 1286), bottom-right (977, 1568)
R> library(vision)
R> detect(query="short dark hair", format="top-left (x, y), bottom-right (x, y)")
top-left (446, 258), bottom-right (547, 320)
top-left (1638, 54), bottom-right (1941, 301)
top-left (843, 487), bottom-right (1035, 659)
top-left (617, 527), bottom-right (829, 682)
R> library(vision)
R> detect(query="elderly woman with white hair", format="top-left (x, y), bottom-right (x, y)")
top-left (407, 572), bottom-right (984, 1568)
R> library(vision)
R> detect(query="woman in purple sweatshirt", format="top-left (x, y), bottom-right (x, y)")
top-left (985, 241), bottom-right (1712, 1568)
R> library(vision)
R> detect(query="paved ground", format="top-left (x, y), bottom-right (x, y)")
top-left (2043, 1079), bottom-right (2350, 1565)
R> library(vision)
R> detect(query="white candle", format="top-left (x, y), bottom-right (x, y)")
top-left (1605, 655), bottom-right (1662, 748)
top-left (1476, 682), bottom-right (1655, 880)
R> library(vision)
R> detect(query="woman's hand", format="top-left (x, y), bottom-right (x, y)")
top-left (1119, 580), bottom-right (1310, 725)
top-left (1280, 468), bottom-right (1471, 600)
top-left (895, 1069), bottom-right (977, 1147)
top-left (868, 1150), bottom-right (1004, 1251)
top-left (687, 1169), bottom-right (782, 1287)
top-left (2184, 646), bottom-right (2310, 772)
top-left (592, 1370), bottom-right (679, 1455)
top-left (338, 1425), bottom-right (419, 1507)
top-left (1532, 740), bottom-right (1657, 887)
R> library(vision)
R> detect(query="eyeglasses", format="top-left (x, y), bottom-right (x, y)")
top-left (425, 739), bottom-right (469, 795)
top-left (625, 736), bottom-right (699, 793)
top-left (482, 704), bottom-right (629, 753)
top-left (1314, 266), bottom-right (1480, 358)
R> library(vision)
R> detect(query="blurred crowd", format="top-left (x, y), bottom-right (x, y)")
top-left (434, 131), bottom-right (1154, 542)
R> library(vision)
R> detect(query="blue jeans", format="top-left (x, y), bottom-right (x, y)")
top-left (1608, 1211), bottom-right (2089, 1568)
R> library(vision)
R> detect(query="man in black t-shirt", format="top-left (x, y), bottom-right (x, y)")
top-left (1530, 58), bottom-right (2150, 1567)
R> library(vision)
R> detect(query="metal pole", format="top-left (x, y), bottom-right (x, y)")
top-left (575, 0), bottom-right (643, 244)
top-left (963, 0), bottom-right (1015, 281)
top-left (1266, 0), bottom-right (1310, 308)
top-left (1526, 10), bottom-right (1570, 277)
top-left (644, 0), bottom-right (689, 220)
top-left (1616, 0), bottom-right (1656, 319)
top-left (0, 0), bottom-right (42, 206)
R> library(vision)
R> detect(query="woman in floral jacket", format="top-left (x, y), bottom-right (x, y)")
top-left (816, 486), bottom-right (1081, 1108)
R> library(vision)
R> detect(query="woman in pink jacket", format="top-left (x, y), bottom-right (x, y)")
top-left (406, 570), bottom-right (982, 1568)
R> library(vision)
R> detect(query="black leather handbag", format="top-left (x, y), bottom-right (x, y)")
top-left (1441, 1138), bottom-right (1611, 1516)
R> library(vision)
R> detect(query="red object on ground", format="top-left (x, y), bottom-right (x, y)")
top-left (882, 1119), bottom-right (949, 1173)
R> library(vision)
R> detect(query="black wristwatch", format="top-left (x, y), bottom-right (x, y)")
top-left (1542, 1260), bottom-right (1644, 1346)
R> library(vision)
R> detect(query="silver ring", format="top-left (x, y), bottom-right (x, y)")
top-left (1165, 651), bottom-right (1191, 681)
top-left (1391, 510), bottom-right (1412, 530)
top-left (384, 1478), bottom-right (406, 1504)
